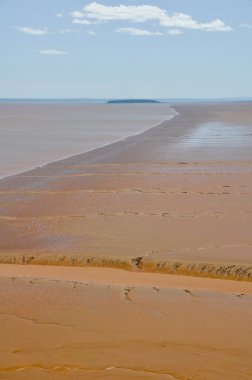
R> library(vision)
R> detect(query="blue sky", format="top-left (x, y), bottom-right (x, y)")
top-left (1, 0), bottom-right (252, 98)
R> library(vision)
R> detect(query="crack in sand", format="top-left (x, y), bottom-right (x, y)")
top-left (0, 313), bottom-right (73, 328)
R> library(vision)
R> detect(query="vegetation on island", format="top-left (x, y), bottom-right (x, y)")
top-left (107, 99), bottom-right (160, 104)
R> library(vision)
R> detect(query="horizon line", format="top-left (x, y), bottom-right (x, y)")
top-left (1, 96), bottom-right (252, 101)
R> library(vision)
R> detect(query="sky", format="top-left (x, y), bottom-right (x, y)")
top-left (1, 0), bottom-right (252, 99)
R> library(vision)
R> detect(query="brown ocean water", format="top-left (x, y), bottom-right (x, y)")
top-left (0, 103), bottom-right (175, 178)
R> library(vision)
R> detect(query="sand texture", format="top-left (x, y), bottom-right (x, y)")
top-left (1, 264), bottom-right (252, 380)
top-left (0, 102), bottom-right (252, 379)
top-left (0, 103), bottom-right (252, 280)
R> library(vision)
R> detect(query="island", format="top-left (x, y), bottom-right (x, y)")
top-left (107, 99), bottom-right (161, 104)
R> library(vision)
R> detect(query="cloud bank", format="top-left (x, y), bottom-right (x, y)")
top-left (70, 2), bottom-right (232, 32)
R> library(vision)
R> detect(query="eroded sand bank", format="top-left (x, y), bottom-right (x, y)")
top-left (1, 264), bottom-right (252, 380)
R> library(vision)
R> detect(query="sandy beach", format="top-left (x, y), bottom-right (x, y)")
top-left (0, 102), bottom-right (252, 379)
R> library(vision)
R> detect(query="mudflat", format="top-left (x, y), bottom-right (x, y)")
top-left (0, 102), bottom-right (252, 379)
top-left (0, 103), bottom-right (251, 279)
top-left (1, 264), bottom-right (252, 380)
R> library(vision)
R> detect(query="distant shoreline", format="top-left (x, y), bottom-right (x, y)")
top-left (107, 99), bottom-right (160, 104)
top-left (1, 98), bottom-right (252, 104)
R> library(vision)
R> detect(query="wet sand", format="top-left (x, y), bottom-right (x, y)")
top-left (0, 102), bottom-right (252, 379)
top-left (1, 264), bottom-right (252, 380)
top-left (0, 103), bottom-right (252, 279)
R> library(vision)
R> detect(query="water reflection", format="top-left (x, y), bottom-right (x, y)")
top-left (0, 104), bottom-right (174, 178)
top-left (173, 123), bottom-right (252, 160)
top-left (180, 123), bottom-right (252, 148)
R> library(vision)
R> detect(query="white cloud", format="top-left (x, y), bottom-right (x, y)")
top-left (83, 3), bottom-right (166, 22)
top-left (72, 19), bottom-right (93, 25)
top-left (160, 14), bottom-right (231, 32)
top-left (240, 23), bottom-right (252, 29)
top-left (59, 29), bottom-right (79, 34)
top-left (87, 30), bottom-right (96, 36)
top-left (56, 13), bottom-right (64, 18)
top-left (70, 11), bottom-right (86, 18)
top-left (16, 26), bottom-right (49, 35)
top-left (74, 2), bottom-right (232, 32)
top-left (116, 27), bottom-right (162, 36)
top-left (39, 49), bottom-right (68, 55)
top-left (168, 29), bottom-right (183, 35)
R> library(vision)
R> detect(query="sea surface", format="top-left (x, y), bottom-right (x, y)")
top-left (0, 103), bottom-right (175, 178)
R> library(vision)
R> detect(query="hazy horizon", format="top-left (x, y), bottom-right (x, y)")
top-left (1, 97), bottom-right (252, 102)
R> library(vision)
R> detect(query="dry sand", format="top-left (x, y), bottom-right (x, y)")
top-left (0, 102), bottom-right (252, 379)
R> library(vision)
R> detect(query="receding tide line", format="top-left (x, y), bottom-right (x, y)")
top-left (0, 253), bottom-right (251, 282)
top-left (0, 106), bottom-right (178, 180)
